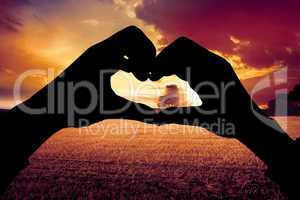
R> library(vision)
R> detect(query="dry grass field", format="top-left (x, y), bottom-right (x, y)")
top-left (2, 117), bottom-right (299, 199)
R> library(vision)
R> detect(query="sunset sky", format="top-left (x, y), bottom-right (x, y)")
top-left (1, 0), bottom-right (300, 109)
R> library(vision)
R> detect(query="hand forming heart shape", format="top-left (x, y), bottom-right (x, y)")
top-left (13, 26), bottom-right (267, 137)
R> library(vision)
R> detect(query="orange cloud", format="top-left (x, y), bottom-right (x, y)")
top-left (212, 50), bottom-right (280, 80)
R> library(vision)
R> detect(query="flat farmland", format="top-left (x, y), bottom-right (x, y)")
top-left (2, 117), bottom-right (299, 199)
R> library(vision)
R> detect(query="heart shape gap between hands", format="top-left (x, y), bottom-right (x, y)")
top-left (111, 70), bottom-right (202, 109)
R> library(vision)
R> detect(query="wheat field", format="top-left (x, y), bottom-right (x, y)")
top-left (2, 117), bottom-right (299, 199)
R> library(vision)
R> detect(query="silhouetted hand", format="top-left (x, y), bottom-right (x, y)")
top-left (151, 37), bottom-right (269, 137)
top-left (1, 26), bottom-right (160, 193)
top-left (12, 26), bottom-right (156, 127)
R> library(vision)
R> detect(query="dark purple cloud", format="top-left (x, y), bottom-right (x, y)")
top-left (0, 16), bottom-right (23, 33)
top-left (136, 0), bottom-right (300, 72)
top-left (0, 0), bottom-right (30, 32)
